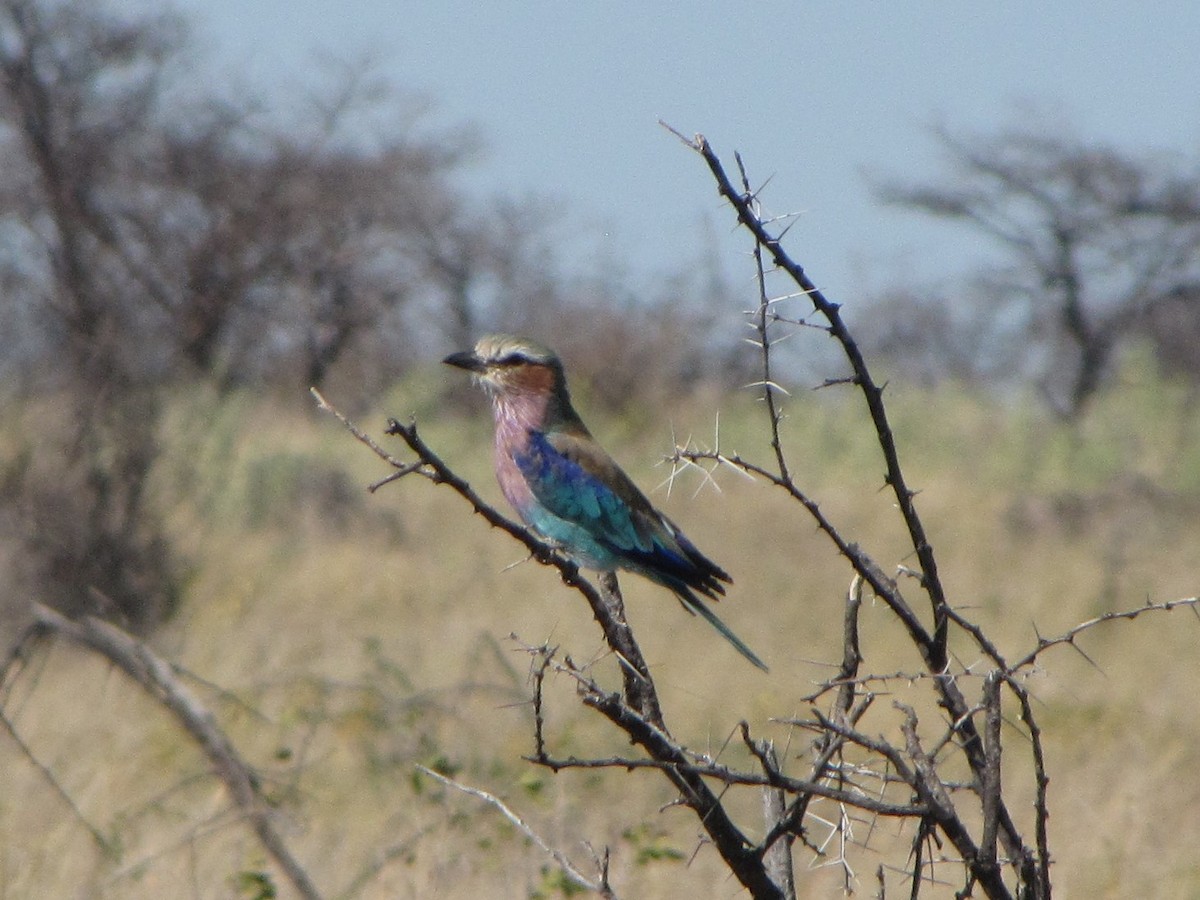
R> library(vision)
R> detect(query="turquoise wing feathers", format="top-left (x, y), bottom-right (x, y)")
top-left (514, 430), bottom-right (732, 599)
top-left (514, 430), bottom-right (766, 671)
top-left (515, 430), bottom-right (651, 556)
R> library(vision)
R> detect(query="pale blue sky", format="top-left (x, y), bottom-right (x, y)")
top-left (153, 1), bottom-right (1199, 304)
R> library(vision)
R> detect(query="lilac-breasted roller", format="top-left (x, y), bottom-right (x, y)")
top-left (444, 334), bottom-right (767, 671)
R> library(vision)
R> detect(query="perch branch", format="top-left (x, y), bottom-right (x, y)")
top-left (314, 390), bottom-right (788, 898)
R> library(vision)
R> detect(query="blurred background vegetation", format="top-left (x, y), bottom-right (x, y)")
top-left (1, 1), bottom-right (1198, 897)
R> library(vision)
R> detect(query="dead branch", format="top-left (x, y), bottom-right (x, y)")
top-left (416, 765), bottom-right (617, 898)
top-left (1011, 595), bottom-right (1200, 673)
top-left (31, 603), bottom-right (322, 900)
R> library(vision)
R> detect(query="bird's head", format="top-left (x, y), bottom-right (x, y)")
top-left (443, 334), bottom-right (566, 400)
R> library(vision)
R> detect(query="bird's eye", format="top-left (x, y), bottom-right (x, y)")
top-left (495, 353), bottom-right (528, 366)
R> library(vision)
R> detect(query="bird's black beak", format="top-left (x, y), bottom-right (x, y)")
top-left (443, 350), bottom-right (486, 373)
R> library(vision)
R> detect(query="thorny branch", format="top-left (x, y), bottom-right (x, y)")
top-left (737, 149), bottom-right (793, 484)
top-left (314, 133), bottom-right (1200, 899)
top-left (675, 130), bottom-right (952, 667)
top-left (671, 130), bottom-right (1044, 895)
top-left (1011, 595), bottom-right (1200, 673)
top-left (311, 388), bottom-right (785, 899)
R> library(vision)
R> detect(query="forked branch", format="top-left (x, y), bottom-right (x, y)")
top-left (673, 132), bottom-right (1039, 896)
top-left (670, 128), bottom-right (951, 668)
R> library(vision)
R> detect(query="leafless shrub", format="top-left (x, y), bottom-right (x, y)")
top-left (316, 132), bottom-right (1200, 898)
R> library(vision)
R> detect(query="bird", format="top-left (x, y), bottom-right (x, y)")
top-left (443, 333), bottom-right (767, 671)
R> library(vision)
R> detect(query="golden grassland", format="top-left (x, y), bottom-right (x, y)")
top-left (2, 358), bottom-right (1199, 898)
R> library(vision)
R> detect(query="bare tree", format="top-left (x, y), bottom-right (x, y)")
top-left (0, 0), bottom-right (185, 628)
top-left (872, 124), bottom-right (1200, 417)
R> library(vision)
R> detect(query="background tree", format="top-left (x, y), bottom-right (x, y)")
top-left (870, 124), bottom-right (1200, 417)
top-left (0, 0), bottom-right (482, 627)
top-left (0, 0), bottom-right (187, 628)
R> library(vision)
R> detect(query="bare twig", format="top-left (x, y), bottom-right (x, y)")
top-left (1002, 674), bottom-right (1051, 897)
top-left (737, 149), bottom-right (791, 483)
top-left (1011, 596), bottom-right (1200, 673)
top-left (310, 387), bottom-right (414, 474)
top-left (416, 765), bottom-right (617, 898)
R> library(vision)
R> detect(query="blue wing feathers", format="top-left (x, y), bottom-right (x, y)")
top-left (512, 429), bottom-right (762, 671)
top-left (515, 431), bottom-right (730, 597)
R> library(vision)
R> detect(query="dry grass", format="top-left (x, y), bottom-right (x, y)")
top-left (2, 360), bottom-right (1199, 898)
